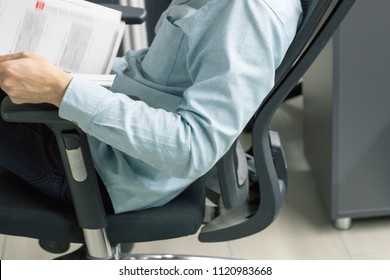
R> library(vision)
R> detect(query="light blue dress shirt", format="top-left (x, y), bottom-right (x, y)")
top-left (59, 0), bottom-right (302, 214)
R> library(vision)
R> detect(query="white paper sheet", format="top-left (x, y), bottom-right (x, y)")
top-left (0, 0), bottom-right (125, 74)
top-left (72, 73), bottom-right (116, 88)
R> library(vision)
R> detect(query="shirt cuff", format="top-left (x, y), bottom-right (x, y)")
top-left (59, 76), bottom-right (111, 133)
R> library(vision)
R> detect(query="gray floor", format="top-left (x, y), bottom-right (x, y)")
top-left (1, 96), bottom-right (390, 260)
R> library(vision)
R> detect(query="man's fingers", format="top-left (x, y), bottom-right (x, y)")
top-left (0, 52), bottom-right (32, 63)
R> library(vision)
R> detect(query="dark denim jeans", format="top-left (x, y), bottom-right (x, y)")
top-left (0, 110), bottom-right (71, 201)
top-left (0, 91), bottom-right (113, 212)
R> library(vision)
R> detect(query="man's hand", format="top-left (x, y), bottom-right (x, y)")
top-left (0, 52), bottom-right (72, 107)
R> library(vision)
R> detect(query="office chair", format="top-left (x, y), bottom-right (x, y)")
top-left (144, 0), bottom-right (172, 45)
top-left (0, 0), bottom-right (355, 259)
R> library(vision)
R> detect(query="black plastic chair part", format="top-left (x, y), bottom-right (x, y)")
top-left (144, 0), bottom-right (172, 45)
top-left (0, 0), bottom-right (356, 259)
top-left (199, 0), bottom-right (357, 242)
top-left (86, 0), bottom-right (147, 25)
top-left (102, 4), bottom-right (146, 24)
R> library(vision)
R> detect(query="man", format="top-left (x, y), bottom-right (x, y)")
top-left (0, 0), bottom-right (302, 214)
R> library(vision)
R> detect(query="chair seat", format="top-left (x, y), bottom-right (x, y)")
top-left (0, 171), bottom-right (205, 244)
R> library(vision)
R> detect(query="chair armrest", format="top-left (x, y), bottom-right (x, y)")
top-left (102, 4), bottom-right (147, 24)
top-left (1, 97), bottom-right (108, 230)
top-left (1, 98), bottom-right (66, 124)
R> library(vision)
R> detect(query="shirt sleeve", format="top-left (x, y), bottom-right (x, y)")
top-left (59, 0), bottom-right (294, 179)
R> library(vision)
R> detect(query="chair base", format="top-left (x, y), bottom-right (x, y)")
top-left (39, 240), bottom-right (70, 254)
top-left (53, 244), bottom-right (231, 260)
top-left (120, 254), bottom-right (231, 260)
top-left (54, 245), bottom-right (88, 260)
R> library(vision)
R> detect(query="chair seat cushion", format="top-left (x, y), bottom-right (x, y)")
top-left (0, 171), bottom-right (205, 244)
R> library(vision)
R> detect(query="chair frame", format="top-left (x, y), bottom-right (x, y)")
top-left (198, 0), bottom-right (357, 242)
top-left (0, 0), bottom-right (356, 259)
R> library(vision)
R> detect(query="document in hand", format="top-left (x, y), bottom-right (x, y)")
top-left (0, 0), bottom-right (125, 74)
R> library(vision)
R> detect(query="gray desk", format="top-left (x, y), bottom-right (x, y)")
top-left (303, 0), bottom-right (390, 229)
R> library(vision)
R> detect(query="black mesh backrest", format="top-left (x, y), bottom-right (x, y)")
top-left (250, 0), bottom-right (357, 234)
top-left (199, 0), bottom-right (356, 242)
top-left (275, 0), bottom-right (331, 85)
top-left (220, 0), bottom-right (332, 212)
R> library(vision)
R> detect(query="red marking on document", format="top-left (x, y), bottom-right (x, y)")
top-left (35, 1), bottom-right (45, 10)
